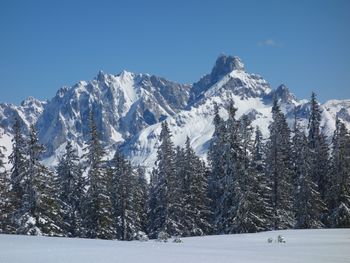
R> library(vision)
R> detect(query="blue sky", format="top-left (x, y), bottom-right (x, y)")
top-left (0, 0), bottom-right (349, 104)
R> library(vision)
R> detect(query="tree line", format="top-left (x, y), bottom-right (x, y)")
top-left (0, 93), bottom-right (349, 240)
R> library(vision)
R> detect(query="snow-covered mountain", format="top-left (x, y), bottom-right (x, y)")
top-left (0, 55), bottom-right (349, 172)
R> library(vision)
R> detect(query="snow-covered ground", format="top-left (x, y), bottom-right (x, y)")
top-left (1, 229), bottom-right (349, 263)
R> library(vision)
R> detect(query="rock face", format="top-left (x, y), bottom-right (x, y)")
top-left (0, 55), bottom-right (349, 172)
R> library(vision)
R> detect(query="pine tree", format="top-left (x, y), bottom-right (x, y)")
top-left (328, 118), bottom-right (350, 227)
top-left (16, 125), bottom-right (63, 236)
top-left (228, 117), bottom-right (271, 233)
top-left (148, 168), bottom-right (159, 237)
top-left (83, 113), bottom-right (114, 239)
top-left (208, 103), bottom-right (227, 232)
top-left (181, 137), bottom-right (212, 236)
top-left (266, 97), bottom-right (294, 229)
top-left (251, 127), bottom-right (273, 230)
top-left (149, 121), bottom-right (183, 237)
top-left (56, 141), bottom-right (85, 237)
top-left (293, 121), bottom-right (325, 229)
top-left (0, 144), bottom-right (14, 233)
top-left (219, 101), bottom-right (242, 233)
top-left (134, 166), bottom-right (149, 235)
top-left (9, 118), bottom-right (27, 215)
top-left (233, 126), bottom-right (272, 233)
top-left (108, 150), bottom-right (143, 240)
top-left (308, 92), bottom-right (330, 201)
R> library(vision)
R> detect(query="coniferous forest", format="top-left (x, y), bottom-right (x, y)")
top-left (0, 93), bottom-right (349, 240)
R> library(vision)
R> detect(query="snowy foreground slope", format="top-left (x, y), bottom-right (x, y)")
top-left (1, 229), bottom-right (349, 263)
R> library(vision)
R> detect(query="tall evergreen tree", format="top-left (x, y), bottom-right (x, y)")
top-left (308, 92), bottom-right (330, 201)
top-left (149, 121), bottom-right (183, 237)
top-left (293, 121), bottom-right (325, 229)
top-left (181, 137), bottom-right (212, 236)
top-left (9, 118), bottom-right (27, 215)
top-left (0, 144), bottom-right (14, 233)
top-left (108, 150), bottom-right (143, 240)
top-left (56, 141), bottom-right (85, 237)
top-left (215, 101), bottom-right (240, 233)
top-left (228, 118), bottom-right (271, 233)
top-left (208, 103), bottom-right (227, 232)
top-left (83, 113), bottom-right (114, 239)
top-left (328, 118), bottom-right (350, 227)
top-left (252, 127), bottom-right (273, 229)
top-left (266, 97), bottom-right (294, 229)
top-left (16, 125), bottom-right (63, 236)
top-left (134, 166), bottom-right (149, 235)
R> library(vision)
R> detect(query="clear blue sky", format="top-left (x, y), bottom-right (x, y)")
top-left (0, 0), bottom-right (349, 104)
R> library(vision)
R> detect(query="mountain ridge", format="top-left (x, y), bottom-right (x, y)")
top-left (0, 55), bottom-right (349, 172)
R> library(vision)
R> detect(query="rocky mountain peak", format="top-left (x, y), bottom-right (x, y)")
top-left (20, 96), bottom-right (46, 108)
top-left (211, 55), bottom-right (245, 82)
top-left (274, 84), bottom-right (297, 103)
top-left (96, 70), bottom-right (106, 82)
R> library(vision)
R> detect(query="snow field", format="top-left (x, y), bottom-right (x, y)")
top-left (0, 229), bottom-right (349, 263)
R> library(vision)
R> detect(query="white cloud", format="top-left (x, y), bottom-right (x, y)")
top-left (257, 39), bottom-right (281, 47)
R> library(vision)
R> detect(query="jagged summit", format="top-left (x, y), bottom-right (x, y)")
top-left (188, 55), bottom-right (269, 105)
top-left (274, 84), bottom-right (297, 103)
top-left (20, 96), bottom-right (45, 107)
top-left (211, 55), bottom-right (245, 82)
top-left (96, 70), bottom-right (105, 81)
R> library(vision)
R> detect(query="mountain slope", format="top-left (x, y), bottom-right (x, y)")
top-left (0, 55), bottom-right (349, 172)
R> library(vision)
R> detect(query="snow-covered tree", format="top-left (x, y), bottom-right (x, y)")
top-left (293, 121), bottom-right (325, 229)
top-left (83, 113), bottom-right (114, 239)
top-left (108, 150), bottom-right (143, 240)
top-left (0, 144), bottom-right (14, 233)
top-left (9, 118), bottom-right (27, 214)
top-left (265, 97), bottom-right (294, 229)
top-left (328, 119), bottom-right (350, 227)
top-left (134, 166), bottom-right (149, 235)
top-left (181, 137), bottom-right (212, 236)
top-left (16, 125), bottom-right (63, 236)
top-left (56, 141), bottom-right (85, 237)
top-left (308, 92), bottom-right (330, 201)
top-left (149, 121), bottom-right (184, 238)
top-left (208, 103), bottom-right (227, 231)
top-left (214, 101), bottom-right (241, 233)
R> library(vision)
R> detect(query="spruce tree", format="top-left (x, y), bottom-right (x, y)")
top-left (228, 118), bottom-right (271, 233)
top-left (251, 127), bottom-right (273, 230)
top-left (293, 121), bottom-right (325, 229)
top-left (149, 121), bottom-right (183, 237)
top-left (233, 125), bottom-right (272, 233)
top-left (83, 113), bottom-right (114, 239)
top-left (134, 166), bottom-right (149, 235)
top-left (16, 125), bottom-right (63, 236)
top-left (9, 118), bottom-right (27, 215)
top-left (56, 141), bottom-right (85, 237)
top-left (108, 150), bottom-right (143, 240)
top-left (0, 145), bottom-right (14, 233)
top-left (209, 102), bottom-right (238, 233)
top-left (182, 137), bottom-right (212, 236)
top-left (208, 103), bottom-right (226, 232)
top-left (219, 101), bottom-right (241, 233)
top-left (328, 119), bottom-right (350, 227)
top-left (308, 92), bottom-right (330, 201)
top-left (266, 97), bottom-right (294, 229)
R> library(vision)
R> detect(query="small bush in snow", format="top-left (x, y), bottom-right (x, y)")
top-left (277, 235), bottom-right (286, 243)
top-left (267, 237), bottom-right (273, 243)
top-left (157, 231), bottom-right (170, 242)
top-left (134, 231), bottom-right (149, 242)
top-left (172, 237), bottom-right (183, 243)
